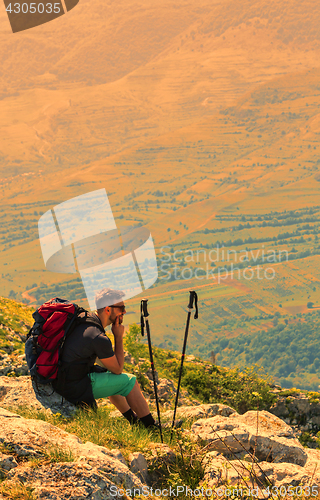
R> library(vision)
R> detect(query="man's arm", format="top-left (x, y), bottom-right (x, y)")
top-left (100, 316), bottom-right (124, 374)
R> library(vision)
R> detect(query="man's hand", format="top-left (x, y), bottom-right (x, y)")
top-left (101, 316), bottom-right (124, 374)
top-left (111, 316), bottom-right (124, 338)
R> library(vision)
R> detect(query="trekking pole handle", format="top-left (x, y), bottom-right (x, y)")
top-left (141, 299), bottom-right (149, 318)
top-left (140, 299), bottom-right (149, 337)
top-left (187, 291), bottom-right (195, 309)
top-left (188, 291), bottom-right (198, 319)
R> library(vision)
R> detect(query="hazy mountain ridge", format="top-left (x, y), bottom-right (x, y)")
top-left (1, 0), bottom-right (319, 89)
top-left (0, 0), bottom-right (206, 87)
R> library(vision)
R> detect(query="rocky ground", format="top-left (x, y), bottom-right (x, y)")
top-left (1, 337), bottom-right (320, 498)
top-left (1, 376), bottom-right (320, 498)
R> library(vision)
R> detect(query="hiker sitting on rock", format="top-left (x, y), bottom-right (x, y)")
top-left (52, 287), bottom-right (157, 429)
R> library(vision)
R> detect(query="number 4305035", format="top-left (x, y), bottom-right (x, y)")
top-left (6, 3), bottom-right (61, 14)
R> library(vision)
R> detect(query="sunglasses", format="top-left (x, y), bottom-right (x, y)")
top-left (111, 305), bottom-right (126, 312)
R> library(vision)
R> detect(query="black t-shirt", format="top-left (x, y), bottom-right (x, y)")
top-left (61, 313), bottom-right (114, 364)
top-left (53, 313), bottom-right (114, 406)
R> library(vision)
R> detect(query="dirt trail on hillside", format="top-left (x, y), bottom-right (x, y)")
top-left (22, 288), bottom-right (37, 303)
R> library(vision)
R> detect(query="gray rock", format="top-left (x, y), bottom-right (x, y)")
top-left (0, 406), bottom-right (145, 498)
top-left (147, 443), bottom-right (176, 485)
top-left (202, 452), bottom-right (316, 490)
top-left (0, 376), bottom-right (77, 417)
top-left (162, 403), bottom-right (237, 421)
top-left (185, 355), bottom-right (196, 362)
top-left (124, 351), bottom-right (136, 365)
top-left (149, 443), bottom-right (176, 463)
top-left (129, 452), bottom-right (149, 483)
top-left (109, 449), bottom-right (127, 466)
top-left (157, 378), bottom-right (175, 401)
top-left (201, 403), bottom-right (237, 418)
top-left (7, 463), bottom-right (126, 499)
top-left (145, 368), bottom-right (159, 384)
top-left (191, 411), bottom-right (308, 466)
top-left (304, 447), bottom-right (320, 482)
top-left (0, 452), bottom-right (18, 471)
top-left (270, 392), bottom-right (320, 432)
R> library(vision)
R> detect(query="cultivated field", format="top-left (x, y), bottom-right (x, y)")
top-left (1, 0), bottom-right (320, 389)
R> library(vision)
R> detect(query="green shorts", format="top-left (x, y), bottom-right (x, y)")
top-left (89, 371), bottom-right (136, 399)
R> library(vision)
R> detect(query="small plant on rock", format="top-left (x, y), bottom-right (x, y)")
top-left (0, 481), bottom-right (36, 500)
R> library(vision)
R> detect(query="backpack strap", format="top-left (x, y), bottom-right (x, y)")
top-left (76, 311), bottom-right (105, 334)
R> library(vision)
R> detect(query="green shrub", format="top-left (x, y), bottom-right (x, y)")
top-left (181, 365), bottom-right (277, 413)
top-left (124, 325), bottom-right (277, 414)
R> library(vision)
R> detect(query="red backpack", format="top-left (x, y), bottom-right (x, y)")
top-left (25, 297), bottom-right (103, 383)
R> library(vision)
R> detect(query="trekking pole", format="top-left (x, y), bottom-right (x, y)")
top-left (170, 290), bottom-right (198, 440)
top-left (140, 299), bottom-right (163, 443)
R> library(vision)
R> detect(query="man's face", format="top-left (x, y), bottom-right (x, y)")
top-left (109, 301), bottom-right (126, 324)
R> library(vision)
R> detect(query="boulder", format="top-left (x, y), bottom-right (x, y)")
top-left (304, 448), bottom-right (320, 480)
top-left (129, 452), bottom-right (149, 483)
top-left (202, 451), bottom-right (319, 491)
top-left (202, 451), bottom-right (273, 488)
top-left (146, 443), bottom-right (176, 485)
top-left (0, 376), bottom-right (77, 417)
top-left (269, 392), bottom-right (320, 432)
top-left (0, 406), bottom-right (145, 498)
top-left (7, 463), bottom-right (125, 499)
top-left (162, 403), bottom-right (237, 421)
top-left (191, 410), bottom-right (308, 466)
